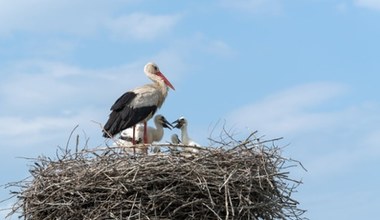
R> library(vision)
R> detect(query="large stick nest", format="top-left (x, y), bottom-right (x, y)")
top-left (6, 132), bottom-right (306, 219)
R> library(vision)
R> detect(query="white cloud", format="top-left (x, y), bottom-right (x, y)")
top-left (205, 40), bottom-right (235, 58)
top-left (0, 116), bottom-right (76, 137)
top-left (306, 147), bottom-right (365, 178)
top-left (106, 13), bottom-right (181, 40)
top-left (0, 108), bottom-right (105, 149)
top-left (220, 0), bottom-right (283, 15)
top-left (0, 60), bottom-right (148, 113)
top-left (354, 0), bottom-right (380, 11)
top-left (0, 0), bottom-right (114, 36)
top-left (227, 82), bottom-right (348, 136)
top-left (0, 1), bottom-right (180, 41)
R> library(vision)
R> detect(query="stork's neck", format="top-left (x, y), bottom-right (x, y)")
top-left (181, 125), bottom-right (190, 144)
top-left (153, 120), bottom-right (164, 141)
top-left (147, 73), bottom-right (169, 97)
top-left (155, 80), bottom-right (168, 97)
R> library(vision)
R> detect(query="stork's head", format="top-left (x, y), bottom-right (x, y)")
top-left (144, 62), bottom-right (175, 90)
top-left (172, 116), bottom-right (187, 129)
top-left (154, 114), bottom-right (173, 129)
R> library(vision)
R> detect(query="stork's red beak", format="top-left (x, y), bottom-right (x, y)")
top-left (157, 72), bottom-right (175, 90)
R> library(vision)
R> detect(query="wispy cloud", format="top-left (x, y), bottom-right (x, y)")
top-left (220, 0), bottom-right (283, 15)
top-left (354, 0), bottom-right (380, 11)
top-left (0, 1), bottom-right (180, 41)
top-left (0, 109), bottom-right (104, 149)
top-left (204, 40), bottom-right (236, 58)
top-left (227, 82), bottom-right (348, 136)
top-left (0, 0), bottom-right (116, 36)
top-left (106, 13), bottom-right (181, 40)
top-left (0, 60), bottom-right (148, 114)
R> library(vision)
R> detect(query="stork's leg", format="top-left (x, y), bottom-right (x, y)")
top-left (132, 125), bottom-right (136, 155)
top-left (132, 125), bottom-right (136, 145)
top-left (143, 121), bottom-right (148, 154)
top-left (143, 121), bottom-right (148, 144)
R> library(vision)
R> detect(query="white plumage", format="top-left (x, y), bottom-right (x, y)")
top-left (112, 139), bottom-right (147, 154)
top-left (120, 114), bottom-right (172, 144)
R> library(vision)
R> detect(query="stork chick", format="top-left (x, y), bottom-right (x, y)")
top-left (169, 133), bottom-right (181, 153)
top-left (171, 134), bottom-right (181, 144)
top-left (172, 117), bottom-right (200, 153)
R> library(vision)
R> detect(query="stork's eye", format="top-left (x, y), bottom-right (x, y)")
top-left (153, 66), bottom-right (158, 71)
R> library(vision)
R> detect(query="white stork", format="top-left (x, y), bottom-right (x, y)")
top-left (103, 62), bottom-right (175, 144)
top-left (120, 114), bottom-right (172, 144)
top-left (172, 117), bottom-right (200, 153)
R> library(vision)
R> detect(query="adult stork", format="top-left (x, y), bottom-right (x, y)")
top-left (172, 116), bottom-right (201, 153)
top-left (103, 62), bottom-right (175, 144)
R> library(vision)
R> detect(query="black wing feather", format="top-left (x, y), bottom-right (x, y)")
top-left (110, 92), bottom-right (137, 111)
top-left (103, 91), bottom-right (158, 137)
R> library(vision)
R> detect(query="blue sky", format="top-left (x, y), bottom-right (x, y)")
top-left (1, 0), bottom-right (380, 219)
